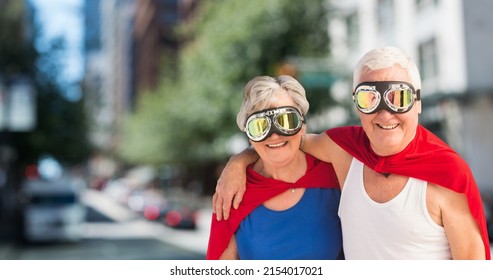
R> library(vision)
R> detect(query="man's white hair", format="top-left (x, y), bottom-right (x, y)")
top-left (353, 46), bottom-right (422, 90)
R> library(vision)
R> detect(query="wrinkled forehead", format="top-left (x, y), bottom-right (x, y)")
top-left (356, 65), bottom-right (413, 88)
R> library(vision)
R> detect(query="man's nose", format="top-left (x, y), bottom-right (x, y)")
top-left (377, 108), bottom-right (396, 117)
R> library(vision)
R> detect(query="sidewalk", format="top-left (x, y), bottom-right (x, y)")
top-left (0, 243), bottom-right (14, 259)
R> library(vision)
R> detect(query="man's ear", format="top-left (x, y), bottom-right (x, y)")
top-left (301, 125), bottom-right (307, 134)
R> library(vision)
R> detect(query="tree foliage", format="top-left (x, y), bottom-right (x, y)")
top-left (0, 1), bottom-right (91, 167)
top-left (119, 0), bottom-right (330, 167)
top-left (0, 1), bottom-right (37, 76)
top-left (12, 76), bottom-right (92, 166)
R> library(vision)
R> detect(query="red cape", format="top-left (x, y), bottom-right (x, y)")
top-left (206, 153), bottom-right (340, 260)
top-left (326, 125), bottom-right (491, 259)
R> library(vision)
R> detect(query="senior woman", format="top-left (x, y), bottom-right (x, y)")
top-left (206, 75), bottom-right (343, 260)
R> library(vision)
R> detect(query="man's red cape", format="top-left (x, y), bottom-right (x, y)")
top-left (326, 125), bottom-right (491, 259)
top-left (206, 154), bottom-right (339, 260)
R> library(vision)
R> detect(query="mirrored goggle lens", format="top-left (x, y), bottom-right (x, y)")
top-left (385, 89), bottom-right (414, 111)
top-left (275, 112), bottom-right (302, 131)
top-left (355, 90), bottom-right (379, 111)
top-left (247, 117), bottom-right (269, 138)
top-left (246, 111), bottom-right (302, 141)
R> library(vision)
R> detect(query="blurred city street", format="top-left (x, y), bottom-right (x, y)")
top-left (81, 189), bottom-right (211, 256)
top-left (2, 188), bottom-right (491, 259)
top-left (1, 0), bottom-right (493, 262)
top-left (0, 189), bottom-right (212, 260)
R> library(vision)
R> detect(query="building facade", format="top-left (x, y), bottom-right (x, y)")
top-left (83, 0), bottom-right (135, 152)
top-left (83, 0), bottom-right (199, 153)
top-left (133, 0), bottom-right (199, 94)
top-left (326, 0), bottom-right (493, 191)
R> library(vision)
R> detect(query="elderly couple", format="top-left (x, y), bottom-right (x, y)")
top-left (206, 46), bottom-right (491, 260)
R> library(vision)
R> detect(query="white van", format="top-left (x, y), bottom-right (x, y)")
top-left (21, 178), bottom-right (87, 242)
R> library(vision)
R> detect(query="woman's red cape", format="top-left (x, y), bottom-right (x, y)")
top-left (326, 125), bottom-right (491, 259)
top-left (206, 154), bottom-right (339, 260)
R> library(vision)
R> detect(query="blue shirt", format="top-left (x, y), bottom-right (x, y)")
top-left (235, 188), bottom-right (343, 260)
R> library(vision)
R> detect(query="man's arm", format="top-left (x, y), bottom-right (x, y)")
top-left (302, 132), bottom-right (335, 163)
top-left (219, 236), bottom-right (239, 260)
top-left (213, 147), bottom-right (259, 220)
top-left (432, 184), bottom-right (486, 259)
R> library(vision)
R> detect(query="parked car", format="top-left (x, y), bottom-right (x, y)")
top-left (102, 178), bottom-right (134, 205)
top-left (125, 189), bottom-right (168, 220)
top-left (20, 177), bottom-right (87, 243)
top-left (160, 200), bottom-right (198, 230)
top-left (19, 156), bottom-right (87, 243)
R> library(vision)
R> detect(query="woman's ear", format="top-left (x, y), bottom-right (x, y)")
top-left (299, 126), bottom-right (307, 149)
top-left (248, 139), bottom-right (259, 152)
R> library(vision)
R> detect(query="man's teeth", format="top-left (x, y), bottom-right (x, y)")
top-left (378, 124), bottom-right (398, 130)
top-left (267, 142), bottom-right (287, 148)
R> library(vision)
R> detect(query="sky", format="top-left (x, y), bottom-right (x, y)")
top-left (29, 0), bottom-right (84, 91)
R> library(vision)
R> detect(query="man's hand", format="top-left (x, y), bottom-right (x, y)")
top-left (213, 148), bottom-right (258, 220)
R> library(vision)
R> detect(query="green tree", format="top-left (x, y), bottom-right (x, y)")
top-left (119, 0), bottom-right (332, 189)
top-left (0, 1), bottom-right (91, 167)
top-left (0, 0), bottom-right (36, 76)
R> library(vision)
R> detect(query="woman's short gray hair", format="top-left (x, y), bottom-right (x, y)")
top-left (353, 46), bottom-right (422, 90)
top-left (236, 75), bottom-right (309, 130)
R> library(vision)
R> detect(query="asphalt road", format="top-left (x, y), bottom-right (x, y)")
top-left (1, 192), bottom-right (208, 260)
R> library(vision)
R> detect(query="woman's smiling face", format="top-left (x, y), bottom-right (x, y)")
top-left (250, 92), bottom-right (305, 169)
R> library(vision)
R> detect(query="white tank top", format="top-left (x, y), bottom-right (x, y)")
top-left (339, 158), bottom-right (452, 259)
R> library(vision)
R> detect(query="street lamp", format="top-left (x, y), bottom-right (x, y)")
top-left (0, 76), bottom-right (36, 132)
top-left (0, 75), bottom-right (36, 241)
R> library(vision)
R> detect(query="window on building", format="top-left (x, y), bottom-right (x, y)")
top-left (418, 38), bottom-right (439, 81)
top-left (416, 0), bottom-right (439, 10)
top-left (377, 0), bottom-right (395, 42)
top-left (346, 12), bottom-right (359, 48)
top-left (377, 0), bottom-right (394, 28)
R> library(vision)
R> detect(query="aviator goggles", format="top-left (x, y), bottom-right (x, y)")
top-left (353, 81), bottom-right (421, 114)
top-left (244, 106), bottom-right (305, 142)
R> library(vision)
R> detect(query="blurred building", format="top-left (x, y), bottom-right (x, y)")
top-left (0, 0), bottom-right (36, 241)
top-left (83, 0), bottom-right (199, 154)
top-left (83, 0), bottom-right (135, 152)
top-left (326, 0), bottom-right (493, 192)
top-left (82, 0), bottom-right (199, 189)
top-left (133, 0), bottom-right (199, 93)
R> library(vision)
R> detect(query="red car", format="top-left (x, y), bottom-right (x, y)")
top-left (161, 200), bottom-right (198, 230)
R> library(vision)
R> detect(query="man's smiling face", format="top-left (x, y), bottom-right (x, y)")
top-left (356, 65), bottom-right (422, 156)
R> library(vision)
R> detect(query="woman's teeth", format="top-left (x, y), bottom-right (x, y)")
top-left (267, 141), bottom-right (287, 148)
top-left (377, 124), bottom-right (399, 130)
